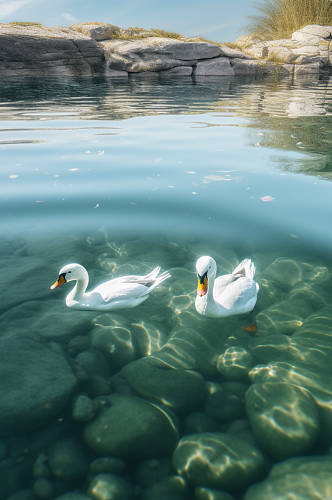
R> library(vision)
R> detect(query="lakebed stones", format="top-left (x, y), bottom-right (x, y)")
top-left (172, 433), bottom-right (266, 491)
top-left (84, 393), bottom-right (179, 459)
top-left (48, 438), bottom-right (90, 481)
top-left (217, 347), bottom-right (253, 381)
top-left (244, 455), bottom-right (332, 500)
top-left (0, 332), bottom-right (77, 436)
top-left (87, 473), bottom-right (134, 500)
top-left (121, 357), bottom-right (205, 413)
top-left (245, 382), bottom-right (320, 460)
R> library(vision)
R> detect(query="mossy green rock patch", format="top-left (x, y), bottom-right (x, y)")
top-left (172, 432), bottom-right (266, 491)
top-left (121, 357), bottom-right (205, 414)
top-left (244, 456), bottom-right (332, 500)
top-left (246, 382), bottom-right (320, 460)
top-left (84, 393), bottom-right (178, 459)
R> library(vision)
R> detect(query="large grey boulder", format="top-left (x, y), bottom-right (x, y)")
top-left (100, 38), bottom-right (220, 73)
top-left (84, 393), bottom-right (179, 459)
top-left (0, 27), bottom-right (105, 77)
top-left (173, 433), bottom-right (266, 491)
top-left (0, 333), bottom-right (77, 436)
top-left (194, 58), bottom-right (234, 76)
top-left (292, 24), bottom-right (332, 44)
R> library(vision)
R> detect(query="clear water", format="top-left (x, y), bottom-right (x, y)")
top-left (1, 75), bottom-right (332, 499)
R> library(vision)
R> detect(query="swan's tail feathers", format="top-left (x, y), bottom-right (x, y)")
top-left (233, 259), bottom-right (256, 279)
top-left (146, 270), bottom-right (171, 293)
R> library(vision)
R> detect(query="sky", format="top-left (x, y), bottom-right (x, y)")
top-left (0, 0), bottom-right (259, 42)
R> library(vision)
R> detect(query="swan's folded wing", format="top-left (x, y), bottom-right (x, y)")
top-left (218, 277), bottom-right (257, 310)
top-left (98, 282), bottom-right (150, 302)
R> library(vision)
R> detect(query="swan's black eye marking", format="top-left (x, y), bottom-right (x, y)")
top-left (209, 266), bottom-right (211, 269)
top-left (68, 271), bottom-right (71, 273)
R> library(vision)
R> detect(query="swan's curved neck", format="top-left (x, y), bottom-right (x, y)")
top-left (70, 271), bottom-right (89, 300)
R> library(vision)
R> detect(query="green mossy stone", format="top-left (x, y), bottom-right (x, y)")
top-left (141, 476), bottom-right (188, 500)
top-left (7, 491), bottom-right (36, 500)
top-left (32, 478), bottom-right (55, 500)
top-left (84, 393), bottom-right (179, 459)
top-left (287, 281), bottom-right (328, 310)
top-left (246, 382), bottom-right (320, 460)
top-left (90, 326), bottom-right (135, 370)
top-left (255, 278), bottom-right (283, 310)
top-left (48, 438), bottom-right (90, 481)
top-left (72, 395), bottom-right (99, 422)
top-left (248, 334), bottom-right (291, 364)
top-left (87, 473), bottom-right (133, 500)
top-left (121, 357), bottom-right (205, 414)
top-left (217, 347), bottom-right (253, 381)
top-left (135, 458), bottom-right (174, 488)
top-left (256, 299), bottom-right (311, 335)
top-left (259, 258), bottom-right (306, 292)
top-left (153, 320), bottom-right (227, 378)
top-left (172, 432), bottom-right (266, 491)
top-left (204, 382), bottom-right (247, 424)
top-left (54, 494), bottom-right (92, 500)
top-left (244, 456), bottom-right (332, 500)
top-left (89, 457), bottom-right (126, 476)
top-left (182, 412), bottom-right (221, 435)
top-left (195, 487), bottom-right (235, 500)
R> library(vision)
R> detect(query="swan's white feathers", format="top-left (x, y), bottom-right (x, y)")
top-left (195, 257), bottom-right (259, 318)
top-left (52, 264), bottom-right (170, 312)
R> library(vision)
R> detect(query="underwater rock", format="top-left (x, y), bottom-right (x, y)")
top-left (84, 393), bottom-right (179, 459)
top-left (72, 395), bottom-right (99, 422)
top-left (217, 347), bottom-right (253, 381)
top-left (121, 357), bottom-right (205, 414)
top-left (259, 258), bottom-right (306, 292)
top-left (256, 299), bottom-right (311, 335)
top-left (140, 475), bottom-right (189, 500)
top-left (0, 300), bottom-right (95, 341)
top-left (54, 493), bottom-right (92, 500)
top-left (135, 458), bottom-right (174, 488)
top-left (172, 432), bottom-right (266, 491)
top-left (244, 455), bottom-right (332, 499)
top-left (246, 382), bottom-right (320, 460)
top-left (32, 477), bottom-right (56, 500)
top-left (0, 333), bottom-right (77, 436)
top-left (195, 487), bottom-right (235, 500)
top-left (89, 457), bottom-right (126, 476)
top-left (7, 491), bottom-right (36, 500)
top-left (48, 438), bottom-right (90, 481)
top-left (248, 360), bottom-right (332, 443)
top-left (255, 278), bottom-right (283, 310)
top-left (87, 473), bottom-right (133, 500)
top-left (247, 334), bottom-right (291, 364)
top-left (182, 412), bottom-right (221, 435)
top-left (204, 382), bottom-right (247, 423)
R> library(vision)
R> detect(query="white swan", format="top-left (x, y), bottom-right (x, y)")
top-left (195, 256), bottom-right (259, 330)
top-left (51, 263), bottom-right (170, 311)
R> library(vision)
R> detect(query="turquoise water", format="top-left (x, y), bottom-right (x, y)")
top-left (1, 75), bottom-right (332, 499)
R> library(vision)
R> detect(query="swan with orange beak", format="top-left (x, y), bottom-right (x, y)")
top-left (195, 256), bottom-right (259, 331)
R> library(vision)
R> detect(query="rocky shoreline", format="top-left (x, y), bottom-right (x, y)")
top-left (0, 22), bottom-right (331, 79)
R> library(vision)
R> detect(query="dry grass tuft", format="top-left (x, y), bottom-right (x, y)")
top-left (242, 0), bottom-right (332, 40)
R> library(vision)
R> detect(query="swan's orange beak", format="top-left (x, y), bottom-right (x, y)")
top-left (51, 274), bottom-right (66, 290)
top-left (197, 274), bottom-right (208, 297)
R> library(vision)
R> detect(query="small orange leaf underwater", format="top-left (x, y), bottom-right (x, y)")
top-left (242, 324), bottom-right (258, 332)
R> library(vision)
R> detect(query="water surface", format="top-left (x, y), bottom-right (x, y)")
top-left (1, 74), bottom-right (332, 500)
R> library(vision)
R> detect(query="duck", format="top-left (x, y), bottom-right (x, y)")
top-left (51, 263), bottom-right (170, 312)
top-left (195, 256), bottom-right (259, 331)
